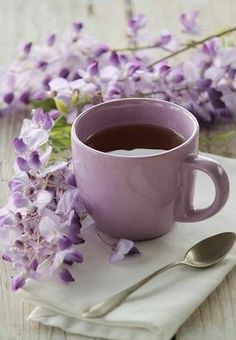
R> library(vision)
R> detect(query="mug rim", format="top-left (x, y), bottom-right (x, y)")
top-left (71, 98), bottom-right (199, 159)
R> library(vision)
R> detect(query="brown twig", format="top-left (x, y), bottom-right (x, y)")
top-left (148, 27), bottom-right (236, 68)
top-left (115, 27), bottom-right (236, 67)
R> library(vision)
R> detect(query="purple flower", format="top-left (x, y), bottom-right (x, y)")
top-left (8, 179), bottom-right (23, 193)
top-left (42, 115), bottom-right (53, 130)
top-left (167, 69), bottom-right (184, 83)
top-left (127, 62), bottom-right (141, 76)
top-left (32, 90), bottom-right (47, 101)
top-left (19, 118), bottom-right (49, 149)
top-left (34, 190), bottom-right (52, 211)
top-left (17, 157), bottom-right (30, 172)
top-left (72, 22), bottom-right (83, 33)
top-left (67, 212), bottom-right (83, 244)
top-left (13, 138), bottom-right (28, 153)
top-left (59, 68), bottom-right (70, 79)
top-left (29, 151), bottom-right (41, 168)
top-left (22, 42), bottom-right (32, 55)
top-left (109, 51), bottom-right (120, 67)
top-left (58, 236), bottom-right (73, 250)
top-left (87, 61), bottom-right (99, 76)
top-left (0, 213), bottom-right (13, 227)
top-left (65, 173), bottom-right (77, 187)
top-left (19, 91), bottom-right (30, 104)
top-left (32, 108), bottom-right (44, 125)
top-left (127, 14), bottom-right (146, 36)
top-left (12, 191), bottom-right (29, 208)
top-left (105, 86), bottom-right (121, 101)
top-left (180, 11), bottom-right (199, 34)
top-left (38, 214), bottom-right (59, 242)
top-left (207, 88), bottom-right (225, 109)
top-left (47, 34), bottom-right (56, 47)
top-left (56, 189), bottom-right (78, 214)
top-left (202, 38), bottom-right (219, 57)
top-left (95, 44), bottom-right (109, 57)
top-left (127, 245), bottom-right (140, 255)
top-left (49, 77), bottom-right (69, 92)
top-left (159, 64), bottom-right (171, 78)
top-left (197, 78), bottom-right (212, 91)
top-left (11, 274), bottom-right (26, 290)
top-left (48, 109), bottom-right (59, 120)
top-left (59, 268), bottom-right (75, 282)
top-left (155, 31), bottom-right (172, 47)
top-left (42, 76), bottom-right (52, 90)
top-left (110, 239), bottom-right (140, 264)
top-left (63, 250), bottom-right (83, 264)
top-left (3, 92), bottom-right (14, 104)
top-left (37, 61), bottom-right (48, 71)
top-left (2, 253), bottom-right (12, 262)
top-left (29, 258), bottom-right (38, 271)
top-left (70, 211), bottom-right (81, 231)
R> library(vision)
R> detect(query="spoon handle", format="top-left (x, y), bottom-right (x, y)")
top-left (82, 261), bottom-right (184, 318)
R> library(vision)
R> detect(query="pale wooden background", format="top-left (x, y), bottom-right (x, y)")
top-left (0, 1), bottom-right (236, 339)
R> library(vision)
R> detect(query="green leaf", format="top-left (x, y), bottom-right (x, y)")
top-left (31, 98), bottom-right (56, 112)
top-left (71, 92), bottom-right (79, 106)
top-left (49, 115), bottom-right (71, 161)
top-left (54, 98), bottom-right (69, 114)
top-left (210, 130), bottom-right (236, 143)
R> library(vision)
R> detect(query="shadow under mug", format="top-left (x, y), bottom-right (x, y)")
top-left (71, 98), bottom-right (229, 240)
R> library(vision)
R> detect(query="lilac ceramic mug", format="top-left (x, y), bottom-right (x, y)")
top-left (71, 98), bottom-right (229, 240)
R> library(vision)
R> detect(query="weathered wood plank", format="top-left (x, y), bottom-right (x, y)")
top-left (177, 268), bottom-right (236, 340)
top-left (0, 0), bottom-right (128, 67)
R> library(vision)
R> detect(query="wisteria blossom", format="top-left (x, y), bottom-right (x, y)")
top-left (180, 11), bottom-right (200, 34)
top-left (0, 109), bottom-right (86, 288)
top-left (0, 13), bottom-right (236, 124)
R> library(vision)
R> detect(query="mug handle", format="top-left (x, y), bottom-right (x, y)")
top-left (177, 154), bottom-right (229, 222)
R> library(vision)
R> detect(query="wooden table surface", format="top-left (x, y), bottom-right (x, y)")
top-left (1, 1), bottom-right (236, 339)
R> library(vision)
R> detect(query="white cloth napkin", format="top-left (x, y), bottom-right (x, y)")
top-left (18, 153), bottom-right (236, 340)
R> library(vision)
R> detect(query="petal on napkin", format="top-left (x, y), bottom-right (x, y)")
top-left (110, 239), bottom-right (140, 264)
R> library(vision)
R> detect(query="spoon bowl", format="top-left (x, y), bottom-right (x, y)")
top-left (82, 232), bottom-right (236, 318)
top-left (184, 232), bottom-right (236, 268)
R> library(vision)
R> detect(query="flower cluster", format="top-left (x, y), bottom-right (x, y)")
top-left (0, 12), bottom-right (236, 123)
top-left (0, 109), bottom-right (86, 288)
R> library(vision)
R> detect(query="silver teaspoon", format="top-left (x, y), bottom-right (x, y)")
top-left (82, 232), bottom-right (235, 318)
